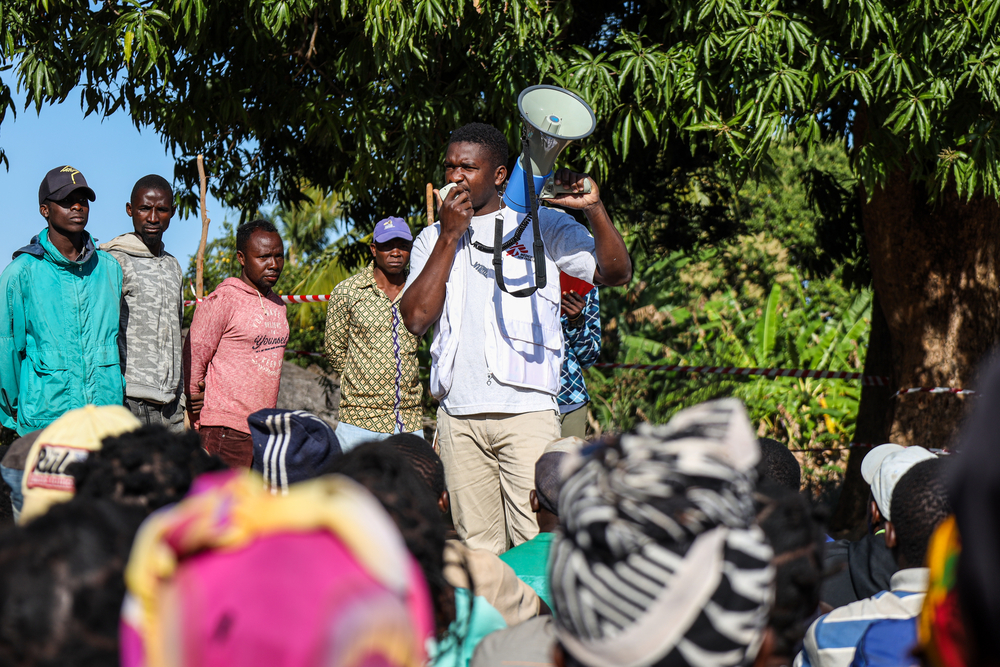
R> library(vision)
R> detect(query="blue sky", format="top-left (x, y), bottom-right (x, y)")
top-left (0, 85), bottom-right (238, 274)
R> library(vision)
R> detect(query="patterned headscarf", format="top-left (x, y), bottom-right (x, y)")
top-left (549, 399), bottom-right (774, 667)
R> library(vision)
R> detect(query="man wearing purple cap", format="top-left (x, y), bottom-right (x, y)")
top-left (324, 217), bottom-right (423, 451)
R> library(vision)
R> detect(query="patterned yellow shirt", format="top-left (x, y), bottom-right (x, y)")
top-left (324, 263), bottom-right (422, 433)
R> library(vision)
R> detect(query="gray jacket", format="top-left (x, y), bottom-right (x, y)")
top-left (102, 233), bottom-right (184, 404)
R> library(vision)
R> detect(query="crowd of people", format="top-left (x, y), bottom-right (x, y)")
top-left (0, 121), bottom-right (991, 667)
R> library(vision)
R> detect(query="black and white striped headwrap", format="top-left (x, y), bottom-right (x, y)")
top-left (549, 399), bottom-right (775, 667)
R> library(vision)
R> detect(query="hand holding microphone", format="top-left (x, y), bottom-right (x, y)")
top-left (438, 181), bottom-right (474, 241)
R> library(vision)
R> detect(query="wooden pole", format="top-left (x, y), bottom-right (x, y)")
top-left (195, 154), bottom-right (211, 299)
top-left (426, 182), bottom-right (435, 223)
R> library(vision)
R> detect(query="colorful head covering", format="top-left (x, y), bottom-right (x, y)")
top-left (120, 470), bottom-right (434, 667)
top-left (20, 405), bottom-right (141, 524)
top-left (917, 515), bottom-right (966, 667)
top-left (549, 399), bottom-right (774, 667)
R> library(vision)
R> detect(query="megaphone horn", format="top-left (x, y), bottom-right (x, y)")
top-left (502, 85), bottom-right (597, 214)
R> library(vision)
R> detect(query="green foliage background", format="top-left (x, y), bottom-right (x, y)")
top-left (592, 139), bottom-right (867, 493)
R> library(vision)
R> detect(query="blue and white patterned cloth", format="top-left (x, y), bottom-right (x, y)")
top-left (558, 288), bottom-right (601, 411)
top-left (794, 568), bottom-right (928, 667)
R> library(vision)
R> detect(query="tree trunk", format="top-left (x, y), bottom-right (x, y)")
top-left (832, 176), bottom-right (999, 532)
top-left (830, 294), bottom-right (893, 534)
top-left (861, 176), bottom-right (1000, 450)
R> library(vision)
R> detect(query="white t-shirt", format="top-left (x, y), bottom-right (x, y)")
top-left (408, 206), bottom-right (596, 416)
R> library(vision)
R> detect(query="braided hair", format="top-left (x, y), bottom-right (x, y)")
top-left (890, 457), bottom-right (951, 567)
top-left (0, 499), bottom-right (146, 667)
top-left (383, 433), bottom-right (445, 500)
top-left (326, 441), bottom-right (455, 638)
top-left (68, 424), bottom-right (227, 514)
top-left (756, 438), bottom-right (801, 493)
top-left (755, 482), bottom-right (825, 659)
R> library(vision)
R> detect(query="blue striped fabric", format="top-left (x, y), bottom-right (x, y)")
top-left (794, 568), bottom-right (927, 667)
top-left (558, 289), bottom-right (601, 408)
top-left (849, 617), bottom-right (919, 667)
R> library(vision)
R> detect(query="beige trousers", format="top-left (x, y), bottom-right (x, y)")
top-left (436, 407), bottom-right (560, 554)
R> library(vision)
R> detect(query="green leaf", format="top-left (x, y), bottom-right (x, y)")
top-left (759, 283), bottom-right (781, 363)
top-left (124, 30), bottom-right (134, 63)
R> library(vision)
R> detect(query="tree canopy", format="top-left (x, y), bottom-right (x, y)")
top-left (4, 1), bottom-right (1000, 228)
top-left (2, 0), bottom-right (572, 223)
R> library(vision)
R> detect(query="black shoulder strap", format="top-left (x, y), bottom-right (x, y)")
top-left (493, 128), bottom-right (547, 298)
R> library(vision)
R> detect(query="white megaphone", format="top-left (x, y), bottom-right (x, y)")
top-left (502, 85), bottom-right (597, 213)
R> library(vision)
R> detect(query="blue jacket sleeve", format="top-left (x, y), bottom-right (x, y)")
top-left (0, 267), bottom-right (26, 431)
top-left (564, 289), bottom-right (601, 371)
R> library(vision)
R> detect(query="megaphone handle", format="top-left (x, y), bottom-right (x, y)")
top-left (539, 178), bottom-right (592, 198)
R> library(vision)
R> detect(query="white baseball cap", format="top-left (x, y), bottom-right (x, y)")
top-left (861, 443), bottom-right (937, 521)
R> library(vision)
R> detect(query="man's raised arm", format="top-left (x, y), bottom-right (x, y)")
top-left (400, 184), bottom-right (474, 336)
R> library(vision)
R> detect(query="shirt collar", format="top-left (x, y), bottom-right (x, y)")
top-left (890, 567), bottom-right (929, 592)
top-left (359, 262), bottom-right (378, 289)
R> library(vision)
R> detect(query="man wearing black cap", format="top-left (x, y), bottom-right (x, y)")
top-left (0, 165), bottom-right (125, 439)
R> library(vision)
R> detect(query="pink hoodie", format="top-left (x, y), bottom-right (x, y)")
top-left (184, 278), bottom-right (289, 433)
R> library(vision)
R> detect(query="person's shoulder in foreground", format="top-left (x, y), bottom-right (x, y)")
top-left (471, 615), bottom-right (554, 667)
top-left (797, 568), bottom-right (928, 667)
top-left (796, 456), bottom-right (950, 667)
top-left (849, 616), bottom-right (919, 667)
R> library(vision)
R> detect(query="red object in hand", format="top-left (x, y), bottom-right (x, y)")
top-left (559, 271), bottom-right (594, 297)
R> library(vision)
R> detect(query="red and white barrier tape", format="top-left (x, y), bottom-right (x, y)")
top-left (592, 362), bottom-right (889, 386)
top-left (185, 294), bottom-right (330, 307)
top-left (789, 445), bottom-right (952, 453)
top-left (893, 387), bottom-right (976, 397)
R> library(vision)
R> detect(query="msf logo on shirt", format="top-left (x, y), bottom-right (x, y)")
top-left (506, 243), bottom-right (533, 260)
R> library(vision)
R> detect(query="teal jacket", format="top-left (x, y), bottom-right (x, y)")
top-left (0, 229), bottom-right (125, 435)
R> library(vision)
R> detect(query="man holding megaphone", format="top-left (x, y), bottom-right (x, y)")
top-left (401, 120), bottom-right (631, 555)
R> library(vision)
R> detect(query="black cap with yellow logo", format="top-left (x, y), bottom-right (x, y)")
top-left (38, 165), bottom-right (97, 206)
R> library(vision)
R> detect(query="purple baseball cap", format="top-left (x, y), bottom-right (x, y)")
top-left (373, 216), bottom-right (413, 243)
